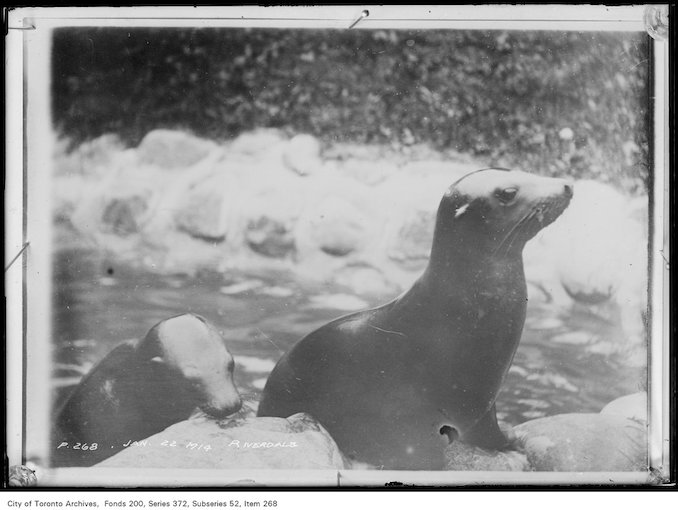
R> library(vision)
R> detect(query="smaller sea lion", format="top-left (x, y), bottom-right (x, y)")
top-left (53, 313), bottom-right (241, 466)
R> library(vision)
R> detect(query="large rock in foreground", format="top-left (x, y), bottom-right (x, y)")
top-left (514, 413), bottom-right (647, 472)
top-left (445, 392), bottom-right (648, 472)
top-left (600, 391), bottom-right (647, 423)
top-left (96, 413), bottom-right (346, 470)
top-left (444, 442), bottom-right (529, 471)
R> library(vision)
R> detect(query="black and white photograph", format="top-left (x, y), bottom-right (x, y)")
top-left (4, 5), bottom-right (673, 490)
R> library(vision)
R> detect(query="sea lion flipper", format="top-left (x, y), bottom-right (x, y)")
top-left (462, 404), bottom-right (508, 450)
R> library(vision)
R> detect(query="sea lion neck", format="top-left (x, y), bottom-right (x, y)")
top-left (417, 248), bottom-right (524, 303)
top-left (422, 216), bottom-right (524, 289)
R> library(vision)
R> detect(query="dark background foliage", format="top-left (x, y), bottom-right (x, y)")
top-left (52, 28), bottom-right (651, 193)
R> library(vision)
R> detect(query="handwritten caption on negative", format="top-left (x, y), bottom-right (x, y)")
top-left (55, 438), bottom-right (299, 453)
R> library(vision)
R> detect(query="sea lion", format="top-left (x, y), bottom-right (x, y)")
top-left (258, 168), bottom-right (573, 470)
top-left (53, 313), bottom-right (242, 466)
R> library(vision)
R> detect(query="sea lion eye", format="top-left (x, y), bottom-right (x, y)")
top-left (495, 187), bottom-right (518, 204)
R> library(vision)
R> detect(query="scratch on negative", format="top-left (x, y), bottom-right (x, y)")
top-left (369, 325), bottom-right (405, 337)
top-left (256, 328), bottom-right (284, 351)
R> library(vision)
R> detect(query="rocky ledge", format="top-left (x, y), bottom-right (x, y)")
top-left (97, 412), bottom-right (346, 470)
top-left (95, 393), bottom-right (646, 473)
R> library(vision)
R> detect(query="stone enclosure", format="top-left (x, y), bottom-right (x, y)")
top-left (54, 128), bottom-right (649, 348)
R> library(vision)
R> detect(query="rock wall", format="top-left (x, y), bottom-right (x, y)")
top-left (53, 129), bottom-right (649, 345)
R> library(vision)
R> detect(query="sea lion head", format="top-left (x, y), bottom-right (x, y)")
top-left (436, 168), bottom-right (573, 257)
top-left (138, 313), bottom-right (242, 419)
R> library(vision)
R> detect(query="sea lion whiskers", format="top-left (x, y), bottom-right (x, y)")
top-left (500, 208), bottom-right (545, 257)
top-left (231, 394), bottom-right (259, 418)
top-left (494, 193), bottom-right (563, 258)
top-left (492, 208), bottom-right (539, 257)
top-left (503, 198), bottom-right (563, 257)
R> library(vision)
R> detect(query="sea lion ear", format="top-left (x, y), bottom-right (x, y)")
top-left (445, 188), bottom-right (469, 216)
top-left (454, 203), bottom-right (469, 219)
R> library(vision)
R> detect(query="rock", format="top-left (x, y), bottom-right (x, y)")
top-left (514, 413), bottom-right (647, 471)
top-left (229, 129), bottom-right (287, 157)
top-left (549, 181), bottom-right (646, 304)
top-left (233, 168), bottom-right (307, 260)
top-left (175, 189), bottom-right (227, 243)
top-left (388, 209), bottom-right (435, 270)
top-left (601, 392), bottom-right (647, 423)
top-left (67, 159), bottom-right (174, 244)
top-left (379, 167), bottom-right (468, 272)
top-left (282, 134), bottom-right (323, 176)
top-left (8, 465), bottom-right (38, 487)
top-left (246, 216), bottom-right (296, 258)
top-left (158, 156), bottom-right (253, 249)
top-left (523, 237), bottom-right (571, 309)
top-left (96, 413), bottom-right (346, 470)
top-left (308, 197), bottom-right (373, 257)
top-left (525, 179), bottom-right (649, 345)
top-left (54, 143), bottom-right (143, 230)
top-left (444, 442), bottom-right (529, 471)
top-left (294, 174), bottom-right (380, 266)
top-left (101, 193), bottom-right (150, 236)
top-left (53, 174), bottom-right (89, 221)
top-left (137, 130), bottom-right (216, 169)
top-left (54, 134), bottom-right (125, 177)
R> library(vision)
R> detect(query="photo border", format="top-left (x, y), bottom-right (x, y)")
top-left (5, 4), bottom-right (672, 488)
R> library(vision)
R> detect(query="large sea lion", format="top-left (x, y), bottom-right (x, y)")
top-left (258, 169), bottom-right (573, 470)
top-left (53, 313), bottom-right (242, 466)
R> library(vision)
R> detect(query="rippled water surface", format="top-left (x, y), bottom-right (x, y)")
top-left (52, 247), bottom-right (645, 425)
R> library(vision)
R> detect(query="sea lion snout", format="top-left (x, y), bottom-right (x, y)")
top-left (545, 177), bottom-right (574, 202)
top-left (201, 391), bottom-right (242, 418)
top-left (535, 177), bottom-right (574, 224)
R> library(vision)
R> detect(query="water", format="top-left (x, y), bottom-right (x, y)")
top-left (52, 247), bottom-right (646, 426)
